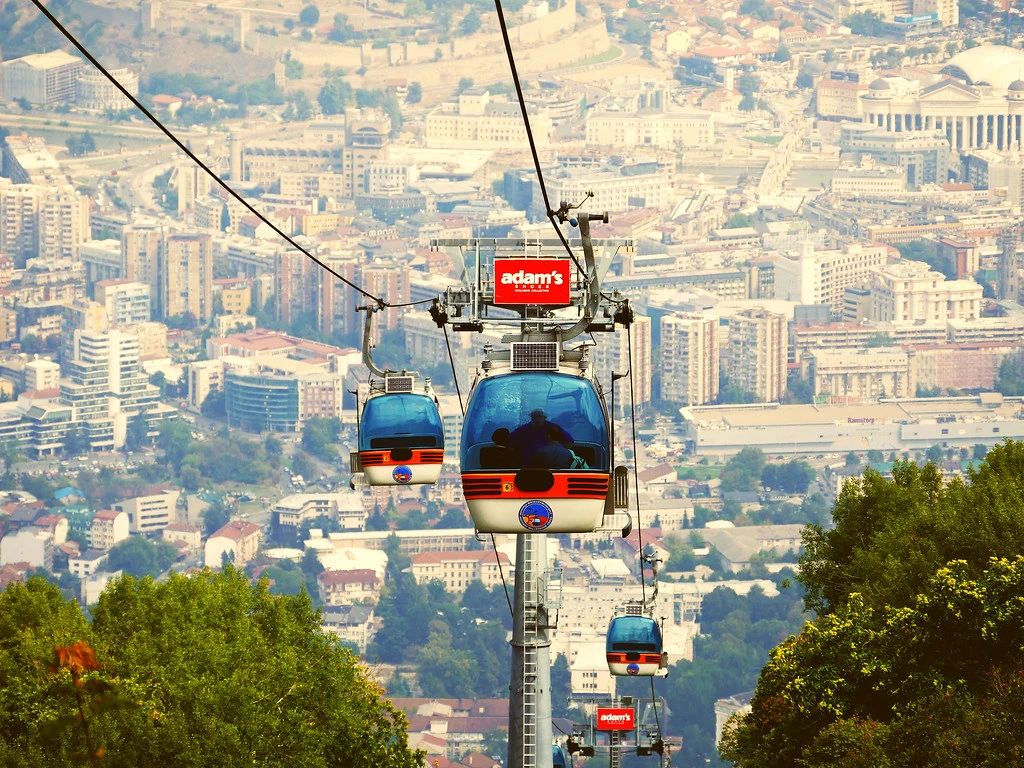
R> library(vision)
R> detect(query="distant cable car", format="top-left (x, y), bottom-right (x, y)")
top-left (606, 607), bottom-right (667, 677)
top-left (460, 341), bottom-right (613, 534)
top-left (355, 375), bottom-right (444, 486)
top-left (351, 307), bottom-right (444, 487)
top-left (553, 743), bottom-right (571, 768)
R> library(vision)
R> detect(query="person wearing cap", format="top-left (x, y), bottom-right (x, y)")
top-left (508, 408), bottom-right (573, 467)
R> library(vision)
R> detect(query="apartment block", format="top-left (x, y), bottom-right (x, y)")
top-left (661, 313), bottom-right (719, 406)
top-left (591, 314), bottom-right (652, 417)
top-left (115, 490), bottom-right (181, 534)
top-left (160, 233), bottom-right (213, 321)
top-left (408, 550), bottom-right (513, 594)
top-left (804, 348), bottom-right (914, 402)
top-left (774, 241), bottom-right (890, 314)
top-left (727, 308), bottom-right (788, 403)
top-left (95, 280), bottom-right (151, 326)
top-left (91, 509), bottom-right (130, 550)
top-left (870, 259), bottom-right (982, 325)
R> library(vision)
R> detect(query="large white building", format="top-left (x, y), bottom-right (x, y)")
top-left (425, 89), bottom-right (552, 150)
top-left (114, 490), bottom-right (181, 534)
top-left (773, 241), bottom-right (890, 315)
top-left (870, 260), bottom-right (983, 325)
top-left (861, 47), bottom-right (1024, 152)
top-left (76, 68), bottom-right (139, 111)
top-left (2, 50), bottom-right (83, 105)
top-left (661, 313), bottom-right (719, 406)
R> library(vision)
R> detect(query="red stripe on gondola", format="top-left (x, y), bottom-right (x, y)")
top-left (360, 450), bottom-right (445, 466)
top-left (461, 473), bottom-right (609, 499)
top-left (606, 653), bottom-right (662, 664)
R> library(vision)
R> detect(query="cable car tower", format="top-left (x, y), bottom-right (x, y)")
top-left (432, 202), bottom-right (634, 768)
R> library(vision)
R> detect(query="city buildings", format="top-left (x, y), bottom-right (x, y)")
top-left (861, 47), bottom-right (1024, 151)
top-left (204, 520), bottom-right (261, 568)
top-left (2, 50), bottom-right (84, 105)
top-left (726, 308), bottom-right (788, 403)
top-left (660, 313), bottom-right (719, 406)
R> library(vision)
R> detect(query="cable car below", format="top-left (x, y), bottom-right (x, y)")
top-left (606, 606), bottom-right (667, 677)
top-left (461, 342), bottom-right (614, 534)
top-left (553, 743), bottom-right (571, 768)
top-left (354, 374), bottom-right (444, 486)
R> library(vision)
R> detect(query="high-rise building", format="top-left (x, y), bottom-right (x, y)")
top-left (0, 182), bottom-right (41, 266)
top-left (275, 249), bottom-right (318, 328)
top-left (343, 109), bottom-right (391, 199)
top-left (60, 299), bottom-right (109, 364)
top-left (727, 308), bottom-right (788, 403)
top-left (773, 240), bottom-right (890, 315)
top-left (591, 314), bottom-right (652, 417)
top-left (2, 50), bottom-right (83, 105)
top-left (38, 187), bottom-right (89, 259)
top-left (661, 313), bottom-right (719, 406)
top-left (121, 222), bottom-right (162, 295)
top-left (159, 233), bottom-right (213, 321)
top-left (94, 280), bottom-right (151, 327)
top-left (60, 329), bottom-right (161, 449)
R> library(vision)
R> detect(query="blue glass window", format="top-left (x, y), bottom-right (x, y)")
top-left (359, 393), bottom-right (444, 450)
top-left (462, 372), bottom-right (608, 471)
top-left (606, 616), bottom-right (662, 653)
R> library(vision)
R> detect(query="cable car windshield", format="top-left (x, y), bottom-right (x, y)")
top-left (607, 616), bottom-right (662, 652)
top-left (359, 393), bottom-right (444, 451)
top-left (462, 372), bottom-right (608, 471)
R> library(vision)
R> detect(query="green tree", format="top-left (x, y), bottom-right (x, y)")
top-left (318, 76), bottom-right (352, 115)
top-left (458, 7), bottom-right (481, 35)
top-left (302, 416), bottom-right (341, 461)
top-left (406, 82), bottom-right (423, 104)
top-left (720, 447), bottom-right (766, 492)
top-left (299, 4), bottom-right (320, 25)
top-left (105, 535), bottom-right (178, 578)
top-left (202, 498), bottom-right (232, 537)
top-left (88, 569), bottom-right (424, 768)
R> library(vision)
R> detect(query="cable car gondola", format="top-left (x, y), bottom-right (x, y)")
top-left (605, 607), bottom-right (666, 677)
top-left (553, 743), bottom-right (571, 768)
top-left (351, 307), bottom-right (444, 486)
top-left (460, 341), bottom-right (612, 533)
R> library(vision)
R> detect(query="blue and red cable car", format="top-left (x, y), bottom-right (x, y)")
top-left (460, 342), bottom-right (613, 534)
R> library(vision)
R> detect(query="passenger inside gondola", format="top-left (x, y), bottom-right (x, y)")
top-left (479, 428), bottom-right (520, 469)
top-left (508, 409), bottom-right (573, 466)
top-left (532, 425), bottom-right (575, 468)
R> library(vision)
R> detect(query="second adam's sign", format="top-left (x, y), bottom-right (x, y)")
top-left (493, 258), bottom-right (571, 306)
top-left (596, 708), bottom-right (635, 731)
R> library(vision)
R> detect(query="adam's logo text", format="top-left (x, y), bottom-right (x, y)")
top-left (500, 270), bottom-right (564, 286)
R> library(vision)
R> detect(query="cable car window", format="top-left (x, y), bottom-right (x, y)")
top-left (462, 372), bottom-right (608, 471)
top-left (607, 616), bottom-right (662, 652)
top-left (360, 393), bottom-right (444, 451)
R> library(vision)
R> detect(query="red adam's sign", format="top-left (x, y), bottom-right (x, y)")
top-left (596, 708), bottom-right (635, 731)
top-left (493, 258), bottom-right (571, 306)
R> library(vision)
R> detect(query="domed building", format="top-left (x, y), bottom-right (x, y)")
top-left (860, 45), bottom-right (1024, 151)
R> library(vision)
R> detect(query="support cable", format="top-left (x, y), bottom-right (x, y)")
top-left (30, 0), bottom-right (389, 308)
top-left (441, 321), bottom-right (511, 618)
top-left (491, 0), bottom-right (585, 277)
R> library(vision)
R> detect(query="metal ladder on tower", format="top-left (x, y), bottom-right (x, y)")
top-left (522, 534), bottom-right (540, 768)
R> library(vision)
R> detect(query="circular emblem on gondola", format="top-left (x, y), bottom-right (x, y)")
top-left (518, 500), bottom-right (553, 531)
top-left (626, 663), bottom-right (640, 676)
top-left (392, 465), bottom-right (412, 484)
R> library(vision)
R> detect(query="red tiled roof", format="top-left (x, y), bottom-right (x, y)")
top-left (318, 569), bottom-right (379, 587)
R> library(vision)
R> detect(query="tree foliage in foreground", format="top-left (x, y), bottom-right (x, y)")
top-left (0, 569), bottom-right (424, 768)
top-left (721, 442), bottom-right (1024, 766)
